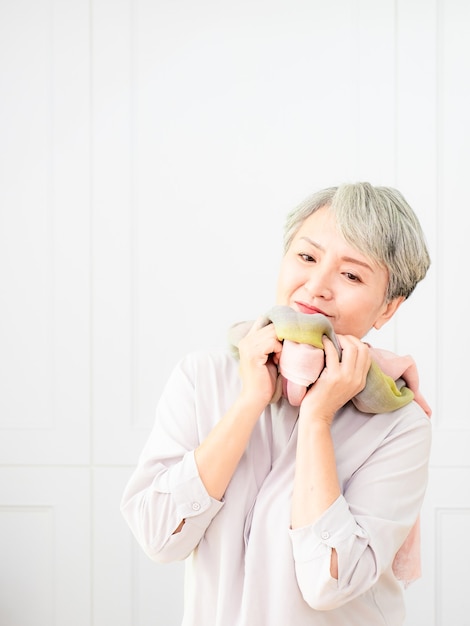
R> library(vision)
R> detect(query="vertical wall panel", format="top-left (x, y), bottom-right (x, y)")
top-left (0, 0), bottom-right (53, 429)
top-left (396, 6), bottom-right (441, 622)
top-left (404, 468), bottom-right (470, 626)
top-left (93, 467), bottom-right (184, 626)
top-left (0, 0), bottom-right (90, 464)
top-left (437, 0), bottom-right (470, 431)
top-left (0, 507), bottom-right (54, 626)
top-left (0, 468), bottom-right (91, 626)
top-left (436, 509), bottom-right (470, 624)
top-left (356, 0), bottom-right (396, 182)
top-left (91, 0), bottom-right (140, 464)
top-left (93, 467), bottom-right (134, 626)
top-left (421, 0), bottom-right (470, 468)
top-left (394, 0), bottom-right (438, 411)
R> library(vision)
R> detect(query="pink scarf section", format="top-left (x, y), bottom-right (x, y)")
top-left (369, 346), bottom-right (430, 586)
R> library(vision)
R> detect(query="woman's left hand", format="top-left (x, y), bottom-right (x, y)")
top-left (299, 334), bottom-right (371, 425)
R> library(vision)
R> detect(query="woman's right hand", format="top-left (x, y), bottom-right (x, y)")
top-left (194, 318), bottom-right (283, 502)
top-left (237, 317), bottom-right (283, 408)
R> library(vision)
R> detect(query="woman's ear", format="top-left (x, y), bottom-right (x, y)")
top-left (373, 296), bottom-right (405, 330)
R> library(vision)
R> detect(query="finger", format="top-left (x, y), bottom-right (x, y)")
top-left (248, 314), bottom-right (270, 335)
top-left (357, 342), bottom-right (372, 371)
top-left (341, 335), bottom-right (370, 363)
top-left (252, 318), bottom-right (283, 353)
top-left (338, 336), bottom-right (371, 379)
top-left (322, 336), bottom-right (340, 366)
top-left (241, 321), bottom-right (282, 365)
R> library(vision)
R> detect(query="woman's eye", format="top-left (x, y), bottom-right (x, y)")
top-left (345, 272), bottom-right (361, 282)
top-left (299, 253), bottom-right (315, 262)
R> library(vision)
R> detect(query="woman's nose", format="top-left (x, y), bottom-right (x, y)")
top-left (304, 267), bottom-right (333, 299)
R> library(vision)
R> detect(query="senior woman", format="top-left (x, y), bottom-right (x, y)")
top-left (121, 182), bottom-right (432, 626)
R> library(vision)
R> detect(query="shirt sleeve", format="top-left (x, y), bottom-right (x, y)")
top-left (120, 353), bottom-right (225, 563)
top-left (288, 405), bottom-right (432, 610)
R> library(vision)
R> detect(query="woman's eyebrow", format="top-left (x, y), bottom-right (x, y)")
top-left (300, 236), bottom-right (373, 272)
top-left (341, 256), bottom-right (374, 271)
top-left (300, 236), bottom-right (324, 251)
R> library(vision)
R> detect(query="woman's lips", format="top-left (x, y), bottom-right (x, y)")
top-left (295, 301), bottom-right (329, 316)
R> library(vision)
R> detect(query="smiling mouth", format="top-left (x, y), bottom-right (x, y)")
top-left (295, 301), bottom-right (330, 316)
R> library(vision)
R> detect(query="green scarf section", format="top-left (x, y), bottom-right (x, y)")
top-left (229, 305), bottom-right (415, 414)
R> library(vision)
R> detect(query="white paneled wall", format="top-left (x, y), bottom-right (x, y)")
top-left (1, 1), bottom-right (469, 625)
top-left (0, 0), bottom-right (91, 466)
top-left (0, 468), bottom-right (91, 625)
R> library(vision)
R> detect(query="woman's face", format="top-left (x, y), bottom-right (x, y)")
top-left (276, 206), bottom-right (402, 338)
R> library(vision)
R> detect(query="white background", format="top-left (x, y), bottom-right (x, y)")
top-left (1, 1), bottom-right (469, 625)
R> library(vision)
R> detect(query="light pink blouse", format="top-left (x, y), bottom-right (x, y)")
top-left (121, 349), bottom-right (431, 626)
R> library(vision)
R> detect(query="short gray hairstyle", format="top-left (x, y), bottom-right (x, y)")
top-left (283, 182), bottom-right (431, 301)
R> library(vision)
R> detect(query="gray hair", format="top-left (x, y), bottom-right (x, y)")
top-left (283, 182), bottom-right (431, 301)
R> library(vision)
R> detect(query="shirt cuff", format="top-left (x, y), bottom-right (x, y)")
top-left (151, 449), bottom-right (223, 520)
top-left (289, 495), bottom-right (364, 562)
